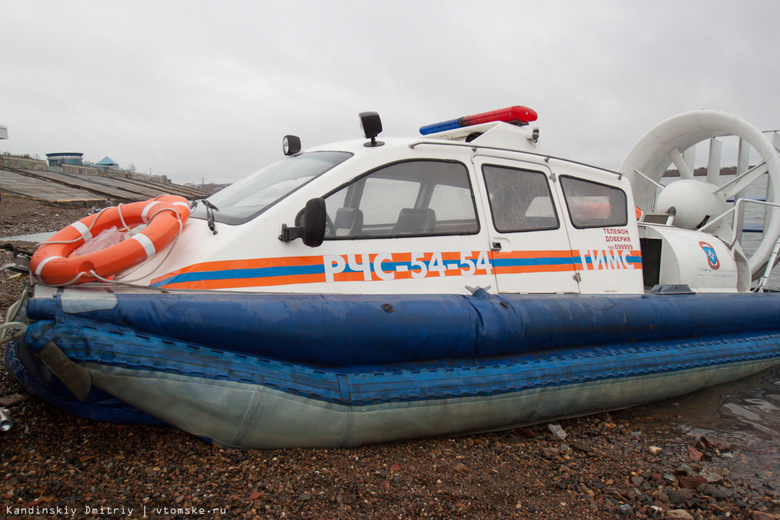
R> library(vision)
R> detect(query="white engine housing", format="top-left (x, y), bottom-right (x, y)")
top-left (639, 223), bottom-right (749, 293)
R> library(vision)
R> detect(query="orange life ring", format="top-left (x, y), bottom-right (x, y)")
top-left (30, 195), bottom-right (190, 285)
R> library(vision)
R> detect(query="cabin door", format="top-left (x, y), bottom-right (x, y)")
top-left (473, 157), bottom-right (581, 294)
top-left (548, 172), bottom-right (644, 294)
top-left (314, 157), bottom-right (497, 294)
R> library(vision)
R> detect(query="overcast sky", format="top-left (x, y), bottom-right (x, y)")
top-left (2, 1), bottom-right (779, 185)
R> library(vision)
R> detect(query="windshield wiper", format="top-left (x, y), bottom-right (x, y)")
top-left (203, 200), bottom-right (219, 234)
top-left (192, 199), bottom-right (220, 235)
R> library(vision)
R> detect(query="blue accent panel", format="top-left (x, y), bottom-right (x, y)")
top-left (25, 292), bottom-right (780, 366)
top-left (19, 319), bottom-right (780, 409)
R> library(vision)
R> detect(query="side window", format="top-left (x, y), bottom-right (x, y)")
top-left (560, 176), bottom-right (627, 228)
top-left (482, 165), bottom-right (559, 232)
top-left (361, 177), bottom-right (420, 228)
top-left (324, 160), bottom-right (478, 238)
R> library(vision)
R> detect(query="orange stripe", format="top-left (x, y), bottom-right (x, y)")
top-left (151, 255), bottom-right (324, 285)
top-left (493, 250), bottom-right (576, 259)
top-left (158, 273), bottom-right (327, 290)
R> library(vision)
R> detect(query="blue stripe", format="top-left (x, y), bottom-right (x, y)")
top-left (153, 264), bottom-right (325, 287)
top-left (493, 257), bottom-right (574, 267)
top-left (154, 259), bottom-right (494, 286)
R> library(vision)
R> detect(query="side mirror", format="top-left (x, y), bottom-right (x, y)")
top-left (279, 197), bottom-right (327, 247)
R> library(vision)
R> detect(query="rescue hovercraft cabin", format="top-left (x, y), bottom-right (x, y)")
top-left (4, 106), bottom-right (780, 448)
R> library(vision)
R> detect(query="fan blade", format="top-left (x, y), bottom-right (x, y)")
top-left (707, 138), bottom-right (722, 185)
top-left (715, 161), bottom-right (768, 199)
top-left (670, 147), bottom-right (694, 179)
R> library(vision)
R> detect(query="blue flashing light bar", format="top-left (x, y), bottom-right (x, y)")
top-left (419, 118), bottom-right (462, 135)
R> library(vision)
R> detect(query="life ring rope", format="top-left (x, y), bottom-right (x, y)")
top-left (30, 195), bottom-right (190, 286)
top-left (101, 206), bottom-right (186, 284)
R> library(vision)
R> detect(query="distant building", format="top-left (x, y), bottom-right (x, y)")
top-left (96, 156), bottom-right (119, 171)
top-left (46, 152), bottom-right (83, 167)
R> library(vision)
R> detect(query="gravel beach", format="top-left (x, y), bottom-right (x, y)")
top-left (1, 194), bottom-right (778, 520)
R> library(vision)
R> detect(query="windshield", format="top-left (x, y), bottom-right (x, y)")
top-left (191, 151), bottom-right (352, 225)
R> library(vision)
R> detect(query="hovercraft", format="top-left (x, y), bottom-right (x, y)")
top-left (4, 106), bottom-right (780, 448)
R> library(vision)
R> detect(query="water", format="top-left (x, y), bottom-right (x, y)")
top-left (640, 176), bottom-right (780, 487)
top-left (630, 365), bottom-right (779, 485)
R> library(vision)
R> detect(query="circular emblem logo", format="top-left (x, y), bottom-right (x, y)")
top-left (699, 241), bottom-right (720, 270)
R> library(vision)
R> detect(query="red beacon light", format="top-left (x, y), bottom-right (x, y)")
top-left (420, 106), bottom-right (538, 135)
